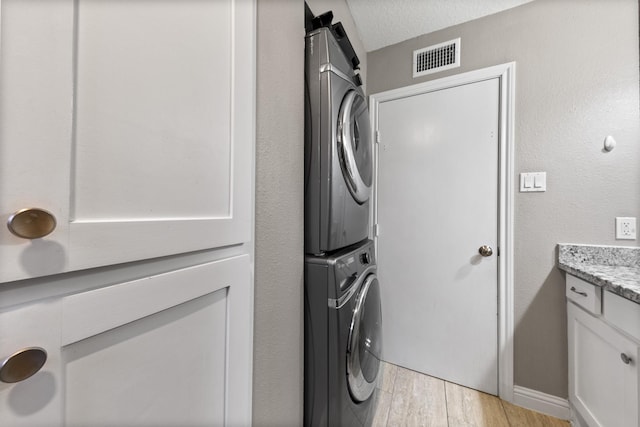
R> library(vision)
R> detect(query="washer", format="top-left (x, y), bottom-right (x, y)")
top-left (305, 26), bottom-right (373, 255)
top-left (304, 239), bottom-right (382, 426)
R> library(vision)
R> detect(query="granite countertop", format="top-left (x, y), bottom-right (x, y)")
top-left (558, 244), bottom-right (640, 304)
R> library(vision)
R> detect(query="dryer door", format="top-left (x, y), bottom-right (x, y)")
top-left (337, 90), bottom-right (372, 204)
top-left (347, 272), bottom-right (382, 402)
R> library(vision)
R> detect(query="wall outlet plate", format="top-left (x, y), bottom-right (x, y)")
top-left (615, 217), bottom-right (636, 240)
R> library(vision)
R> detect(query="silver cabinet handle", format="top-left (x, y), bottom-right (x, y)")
top-left (621, 353), bottom-right (632, 365)
top-left (570, 286), bottom-right (588, 297)
top-left (0, 347), bottom-right (47, 383)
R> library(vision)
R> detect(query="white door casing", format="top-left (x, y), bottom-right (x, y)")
top-left (370, 63), bottom-right (515, 400)
top-left (0, 0), bottom-right (254, 283)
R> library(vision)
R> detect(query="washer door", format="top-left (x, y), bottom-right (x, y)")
top-left (347, 273), bottom-right (382, 402)
top-left (337, 90), bottom-right (372, 204)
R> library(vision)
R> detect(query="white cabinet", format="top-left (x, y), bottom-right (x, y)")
top-left (0, 0), bottom-right (254, 283)
top-left (0, 1), bottom-right (255, 426)
top-left (567, 277), bottom-right (640, 427)
top-left (0, 256), bottom-right (252, 426)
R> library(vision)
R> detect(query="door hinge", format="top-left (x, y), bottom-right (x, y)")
top-left (375, 130), bottom-right (381, 144)
top-left (373, 223), bottom-right (380, 237)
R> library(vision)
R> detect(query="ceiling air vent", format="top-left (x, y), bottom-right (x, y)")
top-left (413, 38), bottom-right (461, 78)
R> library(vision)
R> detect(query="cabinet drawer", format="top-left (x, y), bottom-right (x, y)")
top-left (566, 274), bottom-right (602, 315)
top-left (604, 291), bottom-right (640, 342)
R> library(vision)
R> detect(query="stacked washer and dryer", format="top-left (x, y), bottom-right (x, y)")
top-left (304, 8), bottom-right (383, 427)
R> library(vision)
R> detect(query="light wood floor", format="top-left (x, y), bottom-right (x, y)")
top-left (371, 362), bottom-right (570, 427)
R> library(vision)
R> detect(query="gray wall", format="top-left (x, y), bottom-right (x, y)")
top-left (253, 0), bottom-right (304, 425)
top-left (367, 0), bottom-right (640, 398)
top-left (253, 1), bottom-right (366, 425)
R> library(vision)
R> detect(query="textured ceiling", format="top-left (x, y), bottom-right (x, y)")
top-left (345, 0), bottom-right (535, 52)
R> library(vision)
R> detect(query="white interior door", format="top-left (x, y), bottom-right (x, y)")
top-left (376, 78), bottom-right (500, 394)
top-left (0, 0), bottom-right (254, 283)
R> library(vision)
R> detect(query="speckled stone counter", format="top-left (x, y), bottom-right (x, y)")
top-left (558, 244), bottom-right (640, 304)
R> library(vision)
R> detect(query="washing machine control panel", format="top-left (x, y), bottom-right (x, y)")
top-left (360, 252), bottom-right (370, 265)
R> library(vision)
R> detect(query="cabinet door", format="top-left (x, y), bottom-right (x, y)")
top-left (568, 302), bottom-right (639, 427)
top-left (0, 255), bottom-right (252, 426)
top-left (0, 0), bottom-right (254, 283)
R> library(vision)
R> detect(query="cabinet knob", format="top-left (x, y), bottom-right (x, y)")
top-left (621, 353), bottom-right (632, 365)
top-left (0, 347), bottom-right (47, 383)
top-left (7, 208), bottom-right (56, 239)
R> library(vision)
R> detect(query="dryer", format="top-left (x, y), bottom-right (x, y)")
top-left (304, 240), bottom-right (382, 426)
top-left (305, 26), bottom-right (373, 255)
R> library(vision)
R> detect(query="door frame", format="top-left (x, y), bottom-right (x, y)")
top-left (369, 62), bottom-right (516, 402)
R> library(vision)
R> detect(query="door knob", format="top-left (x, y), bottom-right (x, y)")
top-left (0, 347), bottom-right (47, 383)
top-left (621, 353), bottom-right (632, 365)
top-left (7, 208), bottom-right (56, 239)
top-left (478, 245), bottom-right (493, 257)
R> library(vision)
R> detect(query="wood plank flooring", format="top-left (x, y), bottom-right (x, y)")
top-left (371, 362), bottom-right (569, 427)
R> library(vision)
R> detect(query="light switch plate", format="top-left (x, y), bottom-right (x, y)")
top-left (616, 217), bottom-right (636, 240)
top-left (520, 172), bottom-right (546, 192)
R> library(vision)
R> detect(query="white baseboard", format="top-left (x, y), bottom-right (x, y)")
top-left (512, 385), bottom-right (571, 421)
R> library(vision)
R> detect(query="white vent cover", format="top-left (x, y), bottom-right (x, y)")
top-left (413, 38), bottom-right (461, 78)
